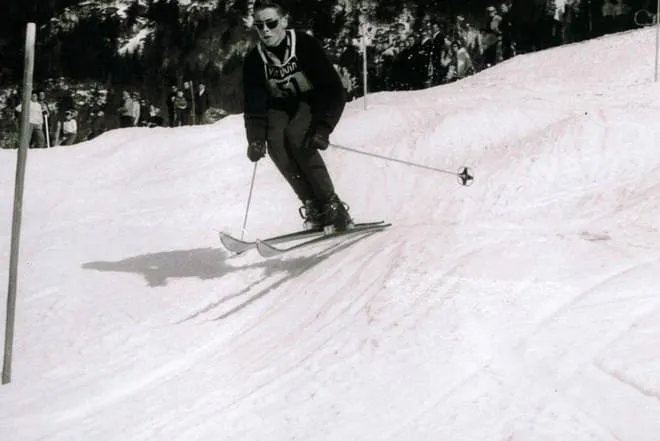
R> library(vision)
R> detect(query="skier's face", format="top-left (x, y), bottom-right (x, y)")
top-left (254, 7), bottom-right (287, 47)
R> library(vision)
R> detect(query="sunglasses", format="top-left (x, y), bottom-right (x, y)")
top-left (254, 18), bottom-right (280, 31)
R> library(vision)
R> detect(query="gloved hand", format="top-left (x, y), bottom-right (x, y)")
top-left (247, 140), bottom-right (267, 162)
top-left (304, 123), bottom-right (331, 151)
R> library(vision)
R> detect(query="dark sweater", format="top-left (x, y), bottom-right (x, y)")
top-left (242, 30), bottom-right (346, 143)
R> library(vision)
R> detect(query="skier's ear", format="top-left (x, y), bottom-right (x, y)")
top-left (280, 14), bottom-right (289, 29)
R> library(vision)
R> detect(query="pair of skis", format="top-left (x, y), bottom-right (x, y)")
top-left (219, 221), bottom-right (390, 258)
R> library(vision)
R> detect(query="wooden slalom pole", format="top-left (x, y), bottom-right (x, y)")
top-left (3, 22), bottom-right (36, 385)
top-left (655, 1), bottom-right (660, 82)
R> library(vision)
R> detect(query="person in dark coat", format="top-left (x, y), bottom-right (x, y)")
top-left (499, 2), bottom-right (516, 60)
top-left (242, 0), bottom-right (352, 231)
top-left (166, 85), bottom-right (178, 127)
top-left (194, 82), bottom-right (211, 124)
top-left (172, 90), bottom-right (189, 126)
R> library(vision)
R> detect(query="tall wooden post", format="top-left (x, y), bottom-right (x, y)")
top-left (655, 1), bottom-right (660, 82)
top-left (362, 35), bottom-right (368, 110)
top-left (3, 22), bottom-right (36, 385)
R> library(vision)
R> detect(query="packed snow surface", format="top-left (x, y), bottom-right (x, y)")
top-left (1, 27), bottom-right (660, 441)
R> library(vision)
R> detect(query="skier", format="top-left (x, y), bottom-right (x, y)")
top-left (242, 0), bottom-right (353, 232)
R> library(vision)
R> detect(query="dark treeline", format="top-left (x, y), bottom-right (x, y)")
top-left (1, 0), bottom-right (253, 112)
top-left (1, 0), bottom-right (368, 112)
top-left (0, 0), bottom-right (653, 113)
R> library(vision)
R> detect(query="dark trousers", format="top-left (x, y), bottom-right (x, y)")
top-left (167, 107), bottom-right (175, 127)
top-left (266, 102), bottom-right (335, 204)
top-left (119, 115), bottom-right (134, 128)
top-left (29, 124), bottom-right (46, 148)
top-left (175, 109), bottom-right (189, 126)
top-left (483, 43), bottom-right (500, 67)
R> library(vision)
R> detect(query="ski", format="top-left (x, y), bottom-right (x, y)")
top-left (255, 222), bottom-right (391, 258)
top-left (220, 228), bottom-right (322, 254)
top-left (219, 221), bottom-right (386, 254)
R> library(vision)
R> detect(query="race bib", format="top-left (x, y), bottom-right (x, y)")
top-left (257, 30), bottom-right (315, 99)
top-left (265, 56), bottom-right (313, 98)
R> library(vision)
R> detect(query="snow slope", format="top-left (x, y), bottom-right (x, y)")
top-left (1, 27), bottom-right (660, 441)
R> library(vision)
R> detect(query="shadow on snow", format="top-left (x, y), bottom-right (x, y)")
top-left (81, 232), bottom-right (380, 322)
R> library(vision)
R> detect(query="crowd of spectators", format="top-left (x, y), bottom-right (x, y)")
top-left (13, 88), bottom-right (78, 148)
top-left (323, 0), bottom-right (644, 98)
top-left (164, 81), bottom-right (212, 128)
top-left (8, 79), bottom-right (216, 148)
top-left (115, 81), bottom-right (214, 130)
top-left (321, 3), bottom-right (528, 99)
top-left (5, 0), bottom-right (648, 148)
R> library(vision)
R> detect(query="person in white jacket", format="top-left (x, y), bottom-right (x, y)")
top-left (55, 110), bottom-right (78, 146)
top-left (131, 92), bottom-right (141, 126)
top-left (451, 40), bottom-right (475, 80)
top-left (14, 92), bottom-right (46, 148)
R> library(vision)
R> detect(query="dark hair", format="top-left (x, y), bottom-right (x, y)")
top-left (254, 0), bottom-right (286, 14)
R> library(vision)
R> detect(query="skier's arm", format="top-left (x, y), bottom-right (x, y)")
top-left (297, 33), bottom-right (346, 133)
top-left (242, 51), bottom-right (269, 143)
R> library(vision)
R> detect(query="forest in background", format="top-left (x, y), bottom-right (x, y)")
top-left (0, 0), bottom-right (519, 112)
top-left (2, 0), bottom-right (639, 149)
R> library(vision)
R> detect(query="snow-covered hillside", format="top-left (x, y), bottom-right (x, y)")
top-left (1, 27), bottom-right (660, 441)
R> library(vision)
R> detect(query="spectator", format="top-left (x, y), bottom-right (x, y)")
top-left (87, 110), bottom-right (106, 140)
top-left (429, 22), bottom-right (446, 86)
top-left (138, 98), bottom-right (150, 126)
top-left (419, 27), bottom-right (435, 87)
top-left (337, 37), bottom-right (362, 96)
top-left (482, 5), bottom-right (503, 67)
top-left (14, 92), bottom-right (46, 148)
top-left (166, 85), bottom-right (178, 127)
top-left (36, 88), bottom-right (52, 147)
top-left (539, 0), bottom-right (562, 48)
top-left (334, 64), bottom-right (358, 96)
top-left (394, 35), bottom-right (427, 90)
top-left (183, 81), bottom-right (194, 124)
top-left (601, 0), bottom-right (617, 34)
top-left (119, 90), bottom-right (135, 128)
top-left (37, 89), bottom-right (51, 114)
top-left (147, 105), bottom-right (165, 127)
top-left (451, 40), bottom-right (475, 80)
top-left (613, 0), bottom-right (631, 32)
top-left (194, 82), bottom-right (211, 124)
top-left (379, 41), bottom-right (399, 90)
top-left (172, 90), bottom-right (189, 126)
top-left (55, 109), bottom-right (78, 146)
top-left (131, 92), bottom-right (141, 126)
top-left (499, 2), bottom-right (516, 60)
top-left (455, 16), bottom-right (484, 70)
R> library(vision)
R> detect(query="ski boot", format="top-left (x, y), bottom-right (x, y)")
top-left (322, 194), bottom-right (353, 233)
top-left (299, 199), bottom-right (325, 230)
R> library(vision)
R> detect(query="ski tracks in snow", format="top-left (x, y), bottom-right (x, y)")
top-left (225, 222), bottom-right (660, 440)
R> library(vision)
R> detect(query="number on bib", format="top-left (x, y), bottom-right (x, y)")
top-left (275, 77), bottom-right (302, 97)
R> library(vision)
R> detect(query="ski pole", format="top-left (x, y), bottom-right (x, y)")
top-left (240, 162), bottom-right (258, 240)
top-left (329, 142), bottom-right (474, 186)
top-left (43, 112), bottom-right (51, 148)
